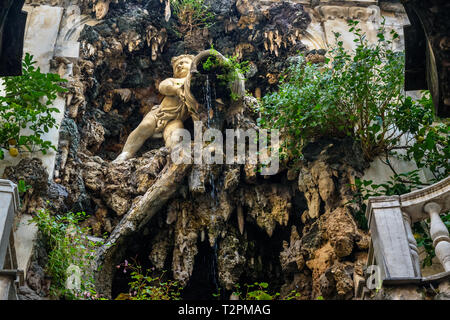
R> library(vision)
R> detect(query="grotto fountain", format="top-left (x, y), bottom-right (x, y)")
top-left (0, 0), bottom-right (449, 301)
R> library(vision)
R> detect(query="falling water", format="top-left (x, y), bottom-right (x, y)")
top-left (204, 74), bottom-right (220, 295)
top-left (204, 74), bottom-right (219, 129)
top-left (204, 75), bottom-right (219, 206)
top-left (205, 75), bottom-right (212, 128)
top-left (211, 240), bottom-right (219, 294)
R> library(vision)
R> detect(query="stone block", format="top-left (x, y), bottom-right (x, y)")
top-left (22, 5), bottom-right (63, 73)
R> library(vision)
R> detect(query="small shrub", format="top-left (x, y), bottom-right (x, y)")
top-left (398, 106), bottom-right (449, 182)
top-left (17, 179), bottom-right (31, 194)
top-left (30, 209), bottom-right (102, 299)
top-left (172, 0), bottom-right (214, 34)
top-left (232, 282), bottom-right (300, 300)
top-left (0, 53), bottom-right (67, 159)
top-left (258, 20), bottom-right (433, 162)
top-left (116, 261), bottom-right (182, 300)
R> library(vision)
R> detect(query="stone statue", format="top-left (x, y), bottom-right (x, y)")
top-left (113, 54), bottom-right (195, 162)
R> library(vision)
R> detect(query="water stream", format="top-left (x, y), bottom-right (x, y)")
top-left (204, 75), bottom-right (219, 206)
top-left (204, 74), bottom-right (220, 295)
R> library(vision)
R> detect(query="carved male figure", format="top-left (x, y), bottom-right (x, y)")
top-left (113, 54), bottom-right (194, 162)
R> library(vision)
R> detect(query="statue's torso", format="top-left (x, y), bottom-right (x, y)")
top-left (153, 77), bottom-right (189, 133)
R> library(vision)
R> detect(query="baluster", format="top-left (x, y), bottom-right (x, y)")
top-left (424, 202), bottom-right (450, 272)
top-left (402, 211), bottom-right (421, 277)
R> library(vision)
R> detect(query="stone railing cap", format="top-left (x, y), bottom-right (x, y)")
top-left (400, 176), bottom-right (450, 206)
top-left (365, 176), bottom-right (450, 223)
top-left (0, 179), bottom-right (20, 213)
top-left (365, 195), bottom-right (400, 223)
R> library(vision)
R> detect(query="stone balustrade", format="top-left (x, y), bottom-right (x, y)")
top-left (365, 176), bottom-right (450, 289)
top-left (0, 179), bottom-right (22, 300)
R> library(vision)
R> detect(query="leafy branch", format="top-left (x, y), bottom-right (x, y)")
top-left (0, 53), bottom-right (67, 159)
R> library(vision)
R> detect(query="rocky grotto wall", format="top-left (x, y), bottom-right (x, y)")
top-left (1, 0), bottom-right (425, 300)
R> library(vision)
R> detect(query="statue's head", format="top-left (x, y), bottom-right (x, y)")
top-left (171, 54), bottom-right (194, 78)
top-left (94, 0), bottom-right (110, 20)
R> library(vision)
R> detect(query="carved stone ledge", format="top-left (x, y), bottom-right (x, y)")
top-left (349, 5), bottom-right (379, 21)
top-left (367, 270), bottom-right (450, 286)
top-left (315, 0), bottom-right (378, 8)
top-left (316, 5), bottom-right (379, 21)
top-left (317, 5), bottom-right (349, 20)
top-left (421, 271), bottom-right (450, 285)
top-left (379, 1), bottom-right (406, 13)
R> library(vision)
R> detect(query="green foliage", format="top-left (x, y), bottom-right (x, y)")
top-left (258, 19), bottom-right (433, 161)
top-left (260, 20), bottom-right (449, 269)
top-left (203, 45), bottom-right (250, 101)
top-left (232, 282), bottom-right (301, 300)
top-left (17, 179), bottom-right (31, 194)
top-left (232, 282), bottom-right (273, 300)
top-left (355, 170), bottom-right (424, 199)
top-left (171, 0), bottom-right (214, 34)
top-left (401, 123), bottom-right (449, 182)
top-left (30, 209), bottom-right (102, 299)
top-left (349, 92), bottom-right (448, 265)
top-left (0, 53), bottom-right (66, 160)
top-left (391, 90), bottom-right (449, 182)
top-left (116, 261), bottom-right (181, 300)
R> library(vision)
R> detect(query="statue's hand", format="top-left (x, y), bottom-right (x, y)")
top-left (115, 89), bottom-right (132, 102)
